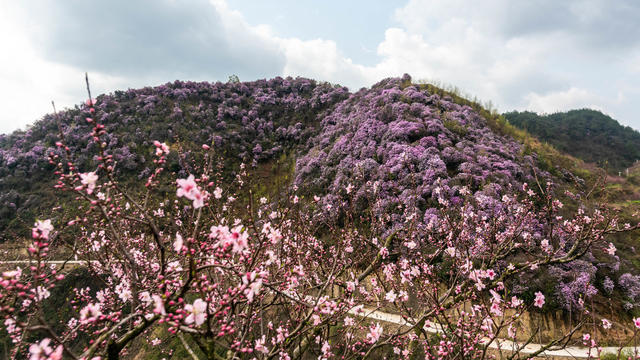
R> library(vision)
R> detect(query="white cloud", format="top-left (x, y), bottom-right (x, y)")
top-left (2, 0), bottom-right (640, 133)
top-left (524, 88), bottom-right (603, 114)
top-left (280, 39), bottom-right (356, 81)
top-left (0, 2), bottom-right (124, 133)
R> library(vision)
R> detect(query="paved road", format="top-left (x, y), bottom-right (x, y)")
top-left (349, 307), bottom-right (638, 359)
top-left (1, 260), bottom-right (636, 358)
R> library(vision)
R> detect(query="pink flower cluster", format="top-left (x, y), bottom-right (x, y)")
top-left (210, 224), bottom-right (249, 254)
top-left (28, 339), bottom-right (63, 360)
top-left (153, 140), bottom-right (170, 156)
top-left (176, 174), bottom-right (204, 208)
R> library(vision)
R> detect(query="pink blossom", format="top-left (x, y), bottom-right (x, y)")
top-left (50, 346), bottom-right (63, 360)
top-left (540, 239), bottom-right (552, 253)
top-left (485, 269), bottom-right (496, 280)
top-left (139, 291), bottom-right (152, 305)
top-left (79, 303), bottom-right (102, 322)
top-left (174, 233), bottom-right (183, 252)
top-left (79, 172), bottom-right (98, 194)
top-left (510, 296), bottom-right (523, 308)
top-left (602, 318), bottom-right (612, 329)
top-left (321, 341), bottom-right (331, 358)
top-left (366, 323), bottom-right (383, 343)
top-left (4, 318), bottom-right (17, 334)
top-left (634, 317), bottom-right (640, 329)
top-left (405, 240), bottom-right (417, 249)
top-left (29, 338), bottom-right (61, 360)
top-left (385, 290), bottom-right (397, 302)
top-left (489, 289), bottom-right (501, 303)
top-left (176, 175), bottom-right (204, 208)
top-left (3, 268), bottom-right (21, 280)
top-left (153, 140), bottom-right (170, 156)
top-left (490, 302), bottom-right (503, 316)
top-left (255, 335), bottom-right (268, 353)
top-left (344, 316), bottom-right (354, 326)
top-left (33, 286), bottom-right (50, 300)
top-left (606, 242), bottom-right (616, 256)
top-left (152, 294), bottom-right (166, 315)
top-left (243, 271), bottom-right (263, 303)
top-left (33, 219), bottom-right (53, 239)
top-left (261, 223), bottom-right (283, 245)
top-left (534, 291), bottom-right (545, 308)
top-left (230, 226), bottom-right (249, 254)
top-left (192, 190), bottom-right (204, 209)
top-left (115, 282), bottom-right (131, 302)
top-left (276, 326), bottom-right (288, 343)
top-left (474, 280), bottom-right (486, 291)
top-left (345, 183), bottom-right (353, 194)
top-left (445, 246), bottom-right (457, 257)
top-left (184, 299), bottom-right (207, 326)
top-left (176, 175), bottom-right (198, 199)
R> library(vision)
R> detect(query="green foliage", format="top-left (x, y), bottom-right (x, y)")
top-left (442, 116), bottom-right (468, 136)
top-left (504, 109), bottom-right (640, 172)
top-left (600, 349), bottom-right (635, 359)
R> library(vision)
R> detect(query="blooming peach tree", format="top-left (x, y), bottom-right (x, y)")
top-left (0, 78), bottom-right (638, 359)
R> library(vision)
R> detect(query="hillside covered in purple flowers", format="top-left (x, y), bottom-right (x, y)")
top-left (0, 76), bottom-right (349, 236)
top-left (296, 76), bottom-right (538, 238)
top-left (2, 74), bottom-right (640, 315)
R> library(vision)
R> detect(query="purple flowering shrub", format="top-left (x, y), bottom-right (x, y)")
top-left (548, 260), bottom-right (599, 311)
top-left (619, 273), bottom-right (640, 305)
top-left (295, 75), bottom-right (535, 238)
top-left (0, 77), bottom-right (349, 236)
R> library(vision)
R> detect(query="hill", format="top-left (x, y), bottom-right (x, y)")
top-left (1, 75), bottom-right (640, 353)
top-left (0, 77), bottom-right (350, 238)
top-left (503, 109), bottom-right (640, 172)
top-left (1, 76), bottom-right (560, 241)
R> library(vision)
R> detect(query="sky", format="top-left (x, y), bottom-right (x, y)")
top-left (1, 0), bottom-right (639, 134)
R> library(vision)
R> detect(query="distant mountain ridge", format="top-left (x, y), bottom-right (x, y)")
top-left (503, 109), bottom-right (640, 172)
